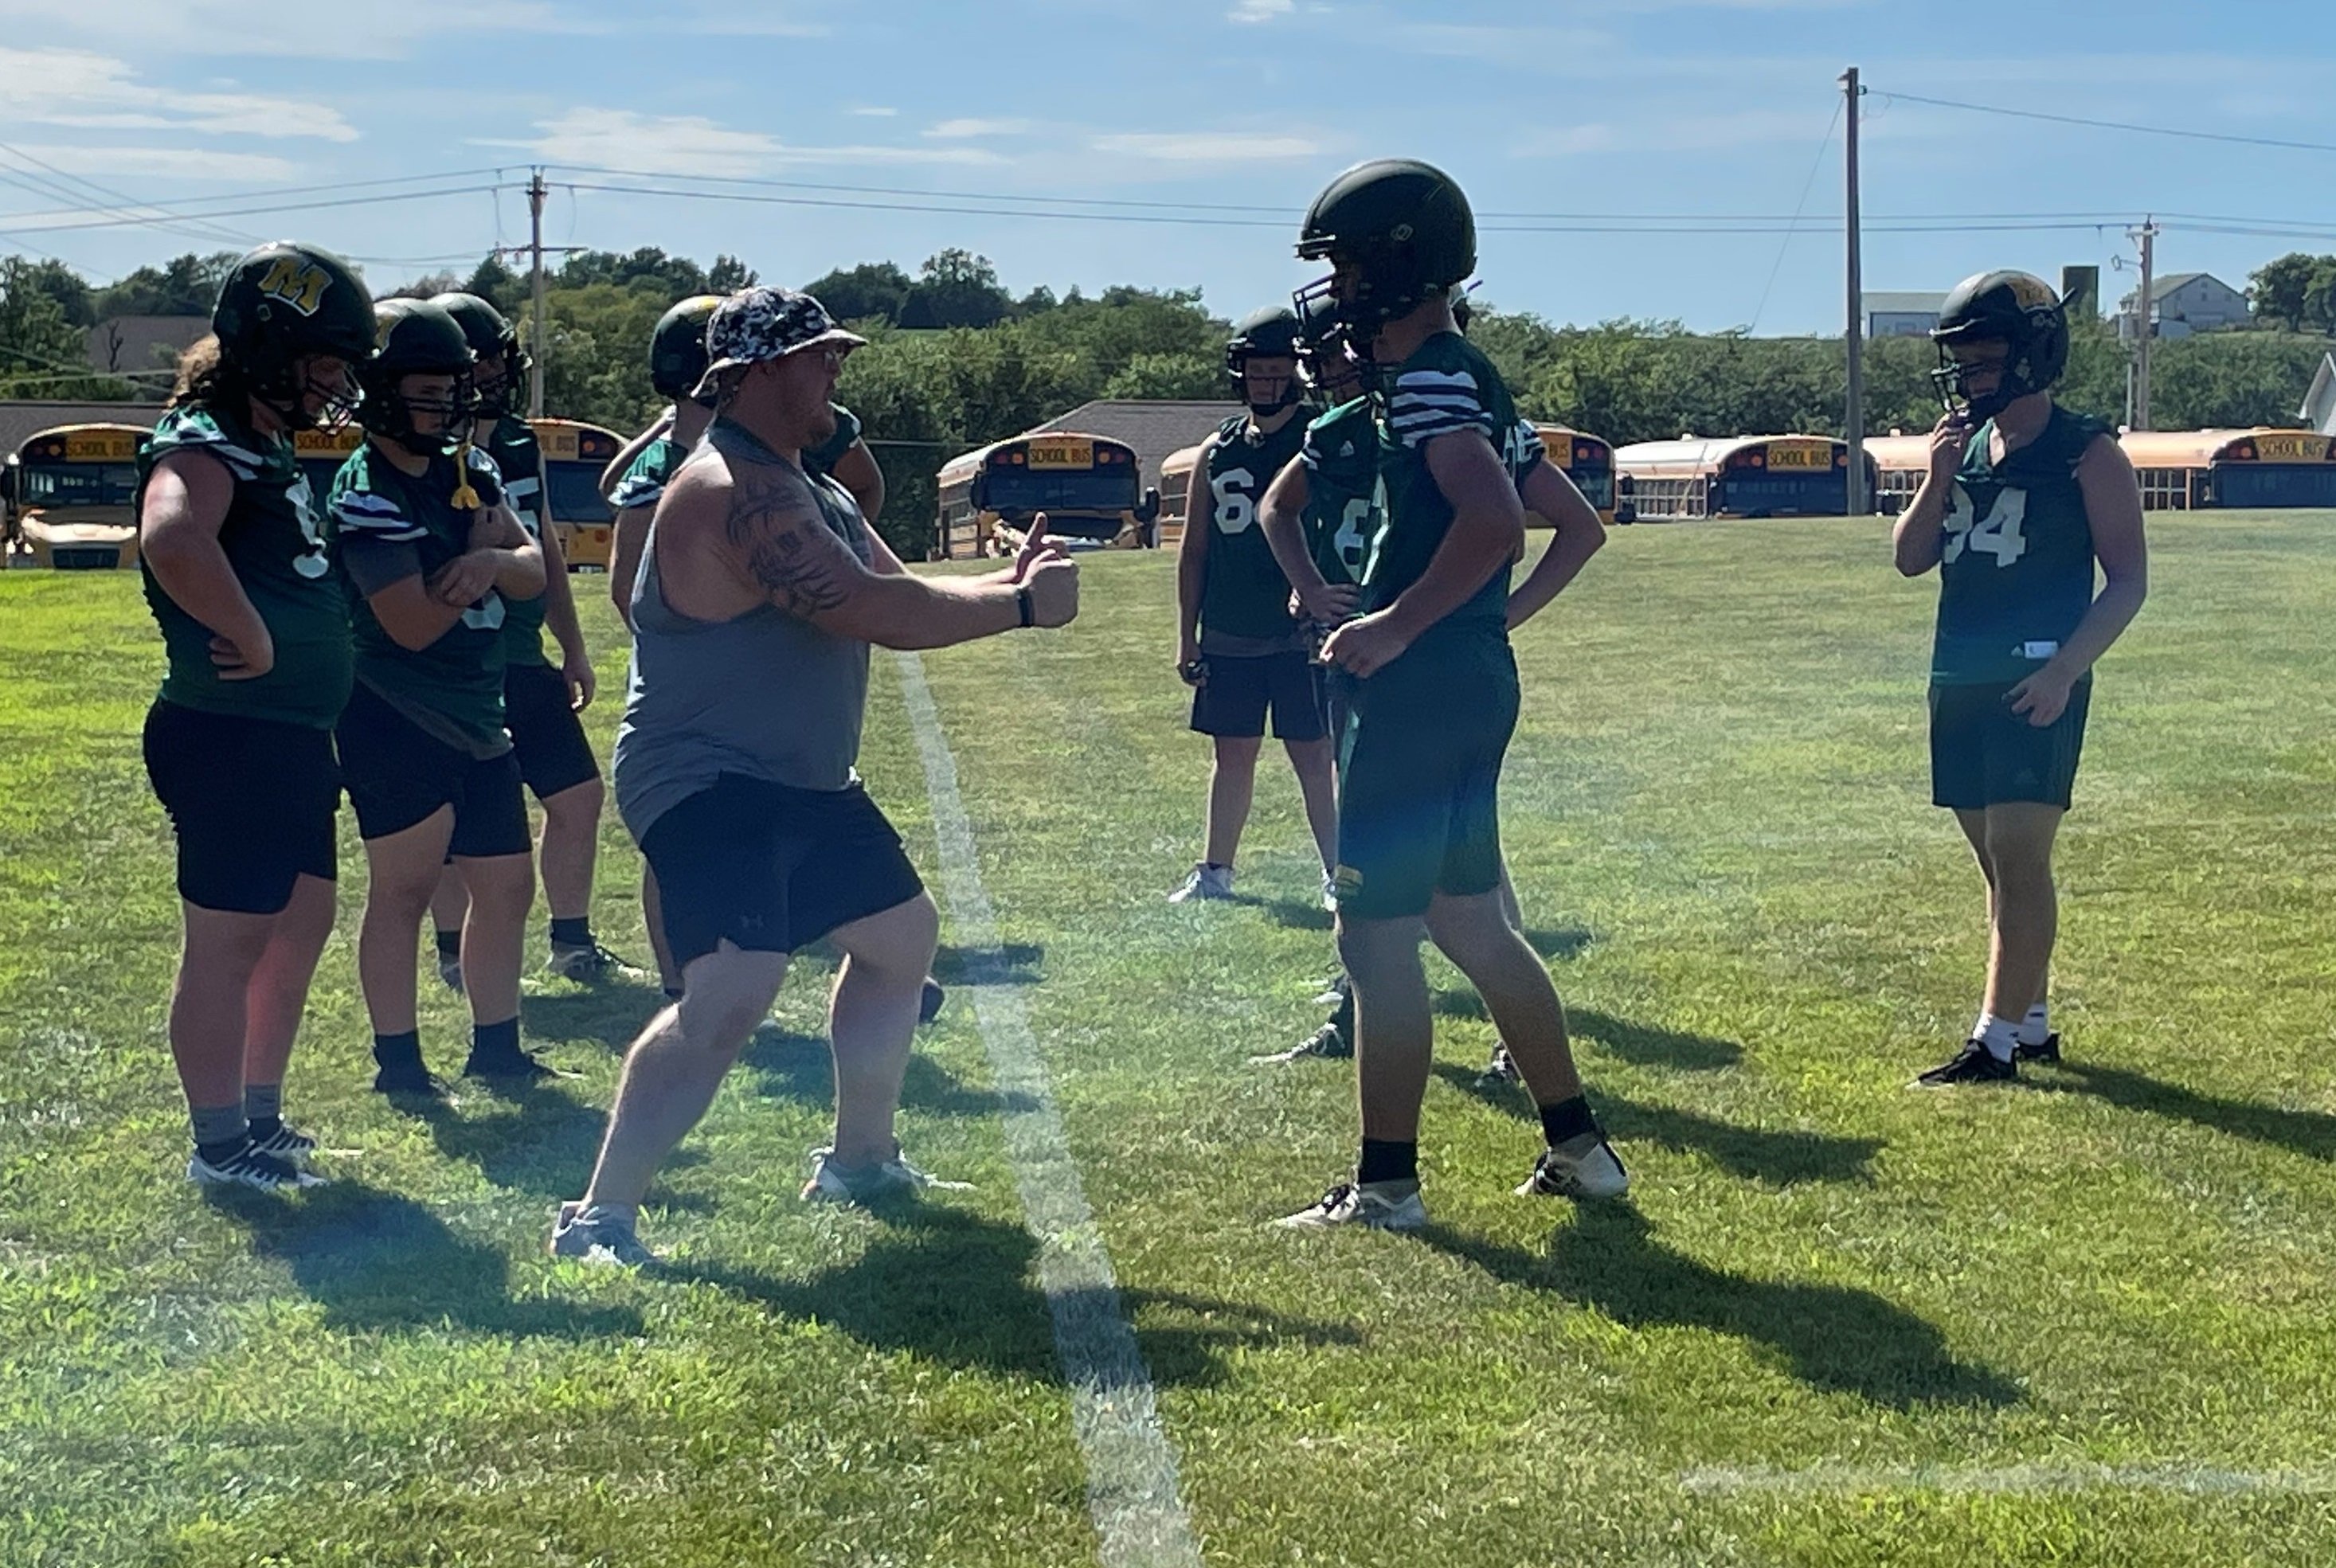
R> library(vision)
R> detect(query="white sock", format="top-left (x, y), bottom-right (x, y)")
top-left (2017, 1003), bottom-right (2052, 1047)
top-left (1972, 1013), bottom-right (2018, 1062)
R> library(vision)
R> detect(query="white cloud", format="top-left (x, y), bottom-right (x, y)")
top-left (1091, 131), bottom-right (1321, 161)
top-left (515, 108), bottom-right (1008, 177)
top-left (1229, 0), bottom-right (1293, 20)
top-left (0, 0), bottom-right (554, 57)
top-left (0, 47), bottom-right (353, 141)
top-left (925, 118), bottom-right (1037, 139)
top-left (848, 106), bottom-right (900, 117)
top-left (0, 143), bottom-right (295, 181)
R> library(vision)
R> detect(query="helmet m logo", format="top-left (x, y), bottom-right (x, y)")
top-left (257, 256), bottom-right (332, 317)
top-left (2005, 274), bottom-right (2056, 310)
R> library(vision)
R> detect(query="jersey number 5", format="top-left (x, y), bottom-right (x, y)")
top-left (1210, 467), bottom-right (1256, 534)
top-left (1943, 487), bottom-right (2029, 568)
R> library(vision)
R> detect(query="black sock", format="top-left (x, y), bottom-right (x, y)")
top-left (373, 1029), bottom-right (424, 1073)
top-left (1356, 1138), bottom-right (1418, 1186)
top-left (468, 1015), bottom-right (524, 1065)
top-left (549, 917), bottom-right (591, 948)
top-left (663, 986), bottom-right (685, 1002)
top-left (245, 1081), bottom-right (284, 1142)
top-left (433, 929), bottom-right (462, 961)
top-left (1538, 1094), bottom-right (1598, 1148)
top-left (191, 1102), bottom-right (248, 1165)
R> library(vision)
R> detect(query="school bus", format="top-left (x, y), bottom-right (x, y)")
top-left (935, 432), bottom-right (1158, 559)
top-left (2119, 428), bottom-right (2336, 511)
top-left (530, 418), bottom-right (621, 569)
top-left (1614, 434), bottom-right (1871, 521)
top-left (292, 424), bottom-right (366, 501)
top-left (1863, 433), bottom-right (1932, 515)
top-left (3, 423), bottom-right (147, 569)
top-left (1532, 424), bottom-right (1634, 525)
top-left (1157, 443), bottom-right (1203, 551)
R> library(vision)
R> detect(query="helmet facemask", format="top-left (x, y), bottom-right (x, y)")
top-left (246, 347), bottom-right (364, 433)
top-left (363, 370), bottom-right (477, 456)
top-left (1931, 337), bottom-right (2033, 421)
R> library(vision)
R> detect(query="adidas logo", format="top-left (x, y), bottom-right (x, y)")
top-left (1338, 442), bottom-right (1354, 457)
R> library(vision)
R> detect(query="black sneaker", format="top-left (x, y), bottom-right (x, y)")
top-left (188, 1140), bottom-right (325, 1191)
top-left (2014, 1032), bottom-right (2061, 1064)
top-left (248, 1121), bottom-right (319, 1165)
top-left (1249, 1022), bottom-right (1352, 1065)
top-left (1915, 1042), bottom-right (2017, 1087)
top-left (547, 942), bottom-right (642, 983)
top-left (1476, 1042), bottom-right (1521, 1086)
top-left (919, 977), bottom-right (946, 1024)
top-left (373, 1061), bottom-right (451, 1098)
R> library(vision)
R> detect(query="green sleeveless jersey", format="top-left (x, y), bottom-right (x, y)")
top-left (1199, 411), bottom-right (1308, 651)
top-left (1300, 397), bottom-right (1377, 586)
top-left (1931, 405), bottom-right (2111, 686)
top-left (609, 434), bottom-right (683, 514)
top-left (331, 443), bottom-right (515, 757)
top-left (137, 405), bottom-right (351, 729)
top-left (479, 414), bottom-right (551, 667)
top-left (805, 403), bottom-right (861, 479)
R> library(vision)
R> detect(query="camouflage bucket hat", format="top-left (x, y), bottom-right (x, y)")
top-left (691, 285), bottom-right (867, 398)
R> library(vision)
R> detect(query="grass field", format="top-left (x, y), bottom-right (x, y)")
top-left (7, 513), bottom-right (2336, 1566)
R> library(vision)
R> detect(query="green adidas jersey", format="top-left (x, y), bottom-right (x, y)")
top-left (805, 402), bottom-right (862, 479)
top-left (331, 442), bottom-right (514, 757)
top-left (1300, 397), bottom-right (1377, 586)
top-left (1932, 405), bottom-right (2111, 686)
top-left (608, 435), bottom-right (684, 515)
top-left (1198, 411), bottom-right (1308, 649)
top-left (137, 405), bottom-right (351, 729)
top-left (1363, 331), bottom-right (1535, 643)
top-left (479, 415), bottom-right (550, 667)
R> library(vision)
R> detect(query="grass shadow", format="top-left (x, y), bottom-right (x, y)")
top-left (1523, 926), bottom-right (1594, 960)
top-left (2051, 1060), bottom-right (2336, 1162)
top-left (931, 941), bottom-right (1045, 987)
top-left (1422, 1206), bottom-right (2017, 1410)
top-left (1253, 896), bottom-right (1332, 933)
top-left (673, 1204), bottom-right (1359, 1387)
top-left (405, 1079), bottom-right (709, 1208)
top-left (1567, 1007), bottom-right (1743, 1072)
top-left (222, 1182), bottom-right (643, 1339)
top-left (738, 1021), bottom-right (1039, 1117)
top-left (522, 986), bottom-right (666, 1053)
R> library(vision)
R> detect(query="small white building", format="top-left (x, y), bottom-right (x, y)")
top-left (2117, 272), bottom-right (2249, 339)
top-left (1864, 291), bottom-right (1946, 338)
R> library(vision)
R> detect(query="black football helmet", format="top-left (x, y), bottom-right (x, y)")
top-left (358, 299), bottom-right (477, 456)
top-left (649, 295), bottom-right (724, 404)
top-left (211, 241), bottom-right (375, 430)
top-left (1226, 304), bottom-right (1303, 415)
top-left (1293, 158), bottom-right (1476, 338)
top-left (430, 291), bottom-right (526, 418)
top-left (1931, 270), bottom-right (2069, 420)
top-left (1293, 293), bottom-right (1360, 405)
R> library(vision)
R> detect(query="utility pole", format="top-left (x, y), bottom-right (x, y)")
top-left (2130, 216), bottom-right (2159, 432)
top-left (1841, 65), bottom-right (1866, 515)
top-left (491, 168), bottom-right (581, 419)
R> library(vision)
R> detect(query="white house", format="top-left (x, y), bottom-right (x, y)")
top-left (1864, 291), bottom-right (1946, 338)
top-left (2117, 272), bottom-right (2249, 339)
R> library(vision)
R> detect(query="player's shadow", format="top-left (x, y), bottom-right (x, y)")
top-left (931, 941), bottom-right (1045, 987)
top-left (1432, 1066), bottom-right (1880, 1187)
top-left (218, 1182), bottom-right (643, 1340)
top-left (1567, 1007), bottom-right (1744, 1073)
top-left (1422, 1206), bottom-right (2016, 1410)
top-left (406, 1081), bottom-right (709, 1208)
top-left (672, 1205), bottom-right (1360, 1387)
top-left (2048, 1060), bottom-right (2336, 1163)
top-left (523, 987), bottom-right (665, 1053)
top-left (739, 1021), bottom-right (1039, 1117)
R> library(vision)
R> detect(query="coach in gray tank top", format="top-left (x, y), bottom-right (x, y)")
top-left (554, 285), bottom-right (1082, 1267)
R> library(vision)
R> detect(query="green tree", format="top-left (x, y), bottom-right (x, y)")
top-left (803, 260), bottom-right (914, 325)
top-left (92, 252), bottom-right (239, 319)
top-left (0, 256), bottom-right (131, 399)
top-left (463, 256), bottom-right (526, 316)
top-left (899, 249), bottom-right (1013, 330)
top-left (2248, 253), bottom-right (2322, 330)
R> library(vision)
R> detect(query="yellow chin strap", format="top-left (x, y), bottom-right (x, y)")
top-left (449, 425), bottom-right (482, 510)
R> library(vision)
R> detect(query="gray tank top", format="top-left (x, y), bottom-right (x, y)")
top-left (612, 420), bottom-right (875, 839)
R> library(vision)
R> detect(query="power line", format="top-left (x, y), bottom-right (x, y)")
top-left (1747, 99), bottom-right (1842, 335)
top-left (1872, 89), bottom-right (2336, 155)
top-left (0, 182), bottom-right (512, 240)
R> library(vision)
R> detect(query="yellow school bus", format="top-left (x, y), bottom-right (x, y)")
top-left (1157, 442), bottom-right (1203, 552)
top-left (1614, 434), bottom-right (1870, 521)
top-left (530, 418), bottom-right (622, 569)
top-left (1532, 424), bottom-right (1633, 525)
top-left (5, 423), bottom-right (147, 569)
top-left (2119, 428), bottom-right (2336, 510)
top-left (1863, 433), bottom-right (1932, 515)
top-left (292, 424), bottom-right (366, 502)
top-left (934, 432), bottom-right (1157, 559)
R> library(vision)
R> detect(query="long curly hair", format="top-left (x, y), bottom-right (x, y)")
top-left (167, 334), bottom-right (248, 413)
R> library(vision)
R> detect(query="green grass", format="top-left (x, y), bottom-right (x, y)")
top-left (6, 514), bottom-right (2336, 1566)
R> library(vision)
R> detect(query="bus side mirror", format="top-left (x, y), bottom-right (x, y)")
top-left (0, 464), bottom-right (15, 506)
top-left (1136, 487), bottom-right (1160, 525)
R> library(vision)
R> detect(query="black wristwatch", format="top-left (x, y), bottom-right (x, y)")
top-left (1016, 585), bottom-right (1035, 628)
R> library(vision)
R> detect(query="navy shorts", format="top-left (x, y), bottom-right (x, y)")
top-left (1190, 651), bottom-right (1328, 742)
top-left (640, 772), bottom-right (926, 970)
top-left (143, 700), bottom-right (338, 915)
top-left (1929, 678), bottom-right (2091, 811)
top-left (335, 681), bottom-right (532, 857)
top-left (504, 660), bottom-right (601, 800)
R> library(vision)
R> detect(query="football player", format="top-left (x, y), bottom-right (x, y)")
top-left (331, 299), bottom-right (553, 1097)
top-left (1893, 271), bottom-right (2147, 1085)
top-left (1278, 160), bottom-right (1625, 1230)
top-left (1170, 306), bottom-right (1339, 907)
top-left (423, 292), bottom-right (624, 987)
top-left (137, 242), bottom-right (374, 1190)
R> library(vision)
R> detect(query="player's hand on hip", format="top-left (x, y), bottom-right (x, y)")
top-left (2006, 667), bottom-right (2073, 728)
top-left (1319, 611), bottom-right (1410, 678)
top-left (209, 628), bottom-right (275, 681)
top-left (563, 645), bottom-right (597, 711)
top-left (1298, 579), bottom-right (1359, 622)
top-left (1022, 553), bottom-right (1079, 628)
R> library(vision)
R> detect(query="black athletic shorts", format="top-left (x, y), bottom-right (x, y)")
top-left (1333, 638), bottom-right (1519, 920)
top-left (640, 772), bottom-right (926, 969)
top-left (504, 660), bottom-right (601, 800)
top-left (1929, 677), bottom-right (2091, 811)
top-left (335, 681), bottom-right (532, 856)
top-left (143, 699), bottom-right (338, 914)
top-left (1190, 650), bottom-right (1328, 742)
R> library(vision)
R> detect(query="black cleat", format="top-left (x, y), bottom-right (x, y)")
top-left (2014, 1031), bottom-right (2061, 1064)
top-left (1476, 1042), bottom-right (1522, 1087)
top-left (1915, 1041), bottom-right (2017, 1087)
top-left (1248, 1022), bottom-right (1352, 1066)
top-left (919, 976), bottom-right (946, 1024)
top-left (373, 1062), bottom-right (451, 1099)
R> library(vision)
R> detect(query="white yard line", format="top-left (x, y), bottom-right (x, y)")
top-left (1682, 1463), bottom-right (2336, 1496)
top-left (895, 651), bottom-right (1205, 1568)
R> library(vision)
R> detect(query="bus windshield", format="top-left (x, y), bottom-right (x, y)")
top-left (1567, 465), bottom-right (1614, 510)
top-left (1721, 471), bottom-right (1845, 516)
top-left (2217, 464), bottom-right (2336, 509)
top-left (20, 462), bottom-right (138, 508)
top-left (542, 463), bottom-right (614, 526)
top-left (978, 468), bottom-right (1133, 519)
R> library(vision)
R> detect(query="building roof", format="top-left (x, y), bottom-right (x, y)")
top-left (1863, 291), bottom-right (1947, 315)
top-left (2148, 272), bottom-right (2216, 300)
top-left (0, 400), bottom-right (161, 459)
top-left (84, 315), bottom-right (209, 379)
top-left (1018, 399), bottom-right (1243, 490)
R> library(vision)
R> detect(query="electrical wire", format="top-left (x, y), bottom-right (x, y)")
top-left (1872, 90), bottom-right (2336, 156)
top-left (1747, 99), bottom-right (1841, 335)
top-left (0, 182), bottom-right (513, 240)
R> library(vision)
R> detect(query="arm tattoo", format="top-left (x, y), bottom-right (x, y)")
top-left (721, 463), bottom-right (855, 618)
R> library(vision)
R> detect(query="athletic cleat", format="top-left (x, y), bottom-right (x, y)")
top-left (1168, 863), bottom-right (1235, 904)
top-left (372, 1062), bottom-right (452, 1099)
top-left (188, 1141), bottom-right (326, 1192)
top-left (1249, 1021), bottom-right (1352, 1066)
top-left (548, 1201), bottom-right (656, 1268)
top-left (1311, 972), bottom-right (1351, 1009)
top-left (919, 976), bottom-right (946, 1024)
top-left (436, 956), bottom-right (464, 994)
top-left (1477, 1042), bottom-right (1521, 1086)
top-left (546, 941), bottom-right (641, 983)
top-left (1320, 874), bottom-right (1340, 913)
top-left (1278, 1179), bottom-right (1426, 1232)
top-left (2015, 1031), bottom-right (2062, 1064)
top-left (1915, 1041), bottom-right (2017, 1087)
top-left (462, 1048), bottom-right (574, 1085)
top-left (1515, 1133), bottom-right (1630, 1200)
top-left (800, 1146), bottom-right (972, 1205)
top-left (248, 1122), bottom-right (319, 1166)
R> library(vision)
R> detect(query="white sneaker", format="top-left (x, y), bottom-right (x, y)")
top-left (800, 1147), bottom-right (973, 1205)
top-left (1168, 863), bottom-right (1235, 904)
top-left (188, 1142), bottom-right (326, 1192)
top-left (1277, 1180), bottom-right (1426, 1232)
top-left (248, 1122), bottom-right (319, 1166)
top-left (1320, 875), bottom-right (1340, 913)
top-left (1515, 1133), bottom-right (1630, 1200)
top-left (548, 1201), bottom-right (657, 1267)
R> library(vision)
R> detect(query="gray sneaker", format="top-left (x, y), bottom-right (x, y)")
top-left (1168, 863), bottom-right (1235, 904)
top-left (1515, 1133), bottom-right (1630, 1200)
top-left (248, 1122), bottom-right (319, 1166)
top-left (548, 1201), bottom-right (657, 1267)
top-left (1277, 1179), bottom-right (1426, 1232)
top-left (800, 1147), bottom-right (972, 1205)
top-left (188, 1142), bottom-right (326, 1192)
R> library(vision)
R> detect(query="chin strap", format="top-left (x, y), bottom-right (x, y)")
top-left (450, 428), bottom-right (482, 510)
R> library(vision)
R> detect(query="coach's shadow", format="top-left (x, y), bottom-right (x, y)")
top-left (410, 1081), bottom-right (712, 1209)
top-left (1433, 1068), bottom-right (1879, 1186)
top-left (1423, 1206), bottom-right (2016, 1410)
top-left (675, 1206), bottom-right (1360, 1387)
top-left (2048, 1060), bottom-right (2336, 1163)
top-left (740, 1022), bottom-right (1040, 1118)
top-left (222, 1182), bottom-right (642, 1339)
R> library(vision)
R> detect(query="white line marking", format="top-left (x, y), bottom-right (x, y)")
top-left (895, 651), bottom-right (1205, 1568)
top-left (1682, 1464), bottom-right (2336, 1496)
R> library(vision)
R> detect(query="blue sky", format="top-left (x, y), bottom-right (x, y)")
top-left (2, 0), bottom-right (2333, 333)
